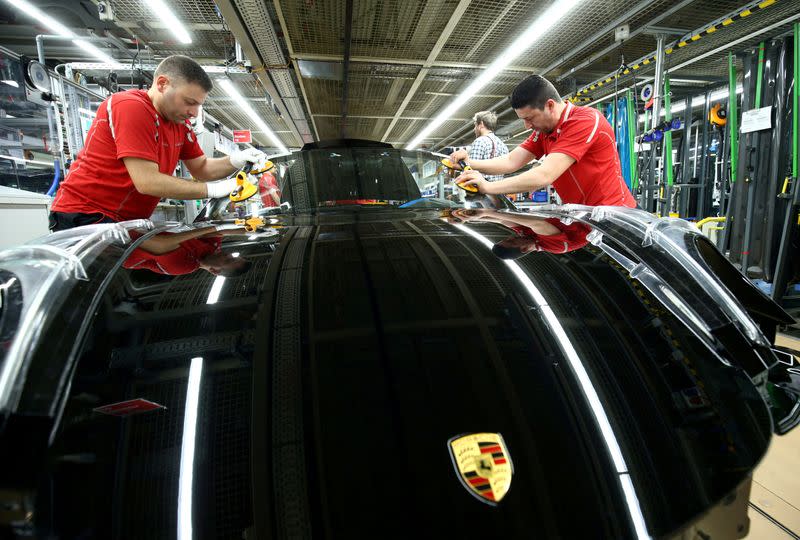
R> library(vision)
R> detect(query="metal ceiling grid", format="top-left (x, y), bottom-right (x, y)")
top-left (560, 34), bottom-right (656, 84)
top-left (347, 78), bottom-right (417, 117)
top-left (560, 0), bottom-right (780, 84)
top-left (315, 115), bottom-right (397, 140)
top-left (302, 78), bottom-right (344, 116)
top-left (433, 0), bottom-right (548, 65)
top-left (109, 0), bottom-right (230, 59)
top-left (109, 0), bottom-right (222, 24)
top-left (233, 0), bottom-right (287, 63)
top-left (402, 118), bottom-right (467, 147)
top-left (579, 0), bottom-right (799, 103)
top-left (513, 0), bottom-right (674, 72)
top-left (275, 0), bottom-right (347, 56)
top-left (348, 0), bottom-right (462, 61)
top-left (385, 118), bottom-right (421, 142)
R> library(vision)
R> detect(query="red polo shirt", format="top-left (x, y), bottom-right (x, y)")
top-left (510, 218), bottom-right (590, 254)
top-left (52, 89), bottom-right (204, 221)
top-left (519, 102), bottom-right (635, 207)
top-left (123, 235), bottom-right (221, 275)
top-left (258, 171), bottom-right (281, 207)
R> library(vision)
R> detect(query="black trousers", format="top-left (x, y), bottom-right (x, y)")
top-left (49, 211), bottom-right (116, 231)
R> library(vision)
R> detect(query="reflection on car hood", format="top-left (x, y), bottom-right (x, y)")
top-left (0, 206), bottom-right (778, 539)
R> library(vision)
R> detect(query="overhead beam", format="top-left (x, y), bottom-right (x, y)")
top-left (314, 114), bottom-right (471, 121)
top-left (114, 21), bottom-right (226, 31)
top-left (380, 0), bottom-right (473, 142)
top-left (291, 52), bottom-right (541, 73)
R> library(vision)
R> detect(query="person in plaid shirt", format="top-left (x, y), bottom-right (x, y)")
top-left (467, 111), bottom-right (508, 181)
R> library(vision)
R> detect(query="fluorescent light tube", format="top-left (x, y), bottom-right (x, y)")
top-left (218, 78), bottom-right (289, 154)
top-left (7, 0), bottom-right (73, 36)
top-left (178, 356), bottom-right (203, 540)
top-left (4, 0), bottom-right (117, 64)
top-left (66, 63), bottom-right (234, 73)
top-left (406, 0), bottom-right (582, 150)
top-left (144, 0), bottom-right (192, 44)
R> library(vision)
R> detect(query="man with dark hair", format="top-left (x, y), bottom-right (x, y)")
top-left (449, 75), bottom-right (635, 207)
top-left (468, 111), bottom-right (508, 181)
top-left (50, 55), bottom-right (265, 230)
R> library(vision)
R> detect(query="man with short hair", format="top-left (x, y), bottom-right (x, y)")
top-left (50, 55), bottom-right (265, 230)
top-left (468, 111), bottom-right (508, 181)
top-left (450, 75), bottom-right (635, 207)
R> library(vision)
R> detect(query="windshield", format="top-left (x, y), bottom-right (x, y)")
top-left (196, 146), bottom-right (513, 221)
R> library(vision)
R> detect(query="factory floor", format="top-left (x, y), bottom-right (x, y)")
top-left (748, 333), bottom-right (800, 539)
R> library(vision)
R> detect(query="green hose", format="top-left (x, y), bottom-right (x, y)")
top-left (728, 52), bottom-right (738, 183)
top-left (664, 75), bottom-right (673, 187)
top-left (755, 42), bottom-right (765, 109)
top-left (627, 89), bottom-right (638, 190)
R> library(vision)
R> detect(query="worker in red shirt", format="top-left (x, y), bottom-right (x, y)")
top-left (50, 55), bottom-right (266, 230)
top-left (123, 226), bottom-right (251, 276)
top-left (449, 75), bottom-right (635, 207)
top-left (447, 208), bottom-right (589, 257)
top-left (258, 169), bottom-right (281, 207)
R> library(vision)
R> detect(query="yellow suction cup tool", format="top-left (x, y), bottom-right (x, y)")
top-left (455, 182), bottom-right (479, 193)
top-left (229, 170), bottom-right (258, 202)
top-left (234, 216), bottom-right (266, 232)
top-left (441, 158), bottom-right (479, 193)
top-left (250, 160), bottom-right (275, 175)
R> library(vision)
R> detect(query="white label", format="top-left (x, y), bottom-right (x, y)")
top-left (740, 105), bottom-right (772, 133)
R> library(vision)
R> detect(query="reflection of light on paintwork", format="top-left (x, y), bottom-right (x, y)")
top-left (206, 276), bottom-right (225, 304)
top-left (178, 356), bottom-right (203, 540)
top-left (456, 224), bottom-right (649, 539)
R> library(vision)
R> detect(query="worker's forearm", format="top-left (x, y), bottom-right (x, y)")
top-left (137, 228), bottom-right (217, 255)
top-left (469, 156), bottom-right (516, 175)
top-left (136, 171), bottom-right (210, 199)
top-left (482, 168), bottom-right (552, 195)
top-left (190, 157), bottom-right (238, 181)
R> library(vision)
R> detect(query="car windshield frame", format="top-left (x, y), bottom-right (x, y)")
top-left (195, 146), bottom-right (514, 222)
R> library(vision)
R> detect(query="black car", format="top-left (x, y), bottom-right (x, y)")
top-left (0, 140), bottom-right (798, 539)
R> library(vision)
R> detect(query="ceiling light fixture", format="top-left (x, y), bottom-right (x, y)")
top-left (144, 0), bottom-right (192, 44)
top-left (5, 0), bottom-right (116, 64)
top-left (218, 78), bottom-right (289, 154)
top-left (406, 0), bottom-right (582, 150)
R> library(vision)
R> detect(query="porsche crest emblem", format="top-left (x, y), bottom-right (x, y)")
top-left (448, 433), bottom-right (513, 505)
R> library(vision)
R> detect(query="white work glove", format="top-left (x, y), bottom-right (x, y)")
top-left (206, 177), bottom-right (238, 199)
top-left (230, 147), bottom-right (266, 169)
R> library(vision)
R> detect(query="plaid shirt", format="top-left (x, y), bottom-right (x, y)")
top-left (468, 133), bottom-right (509, 181)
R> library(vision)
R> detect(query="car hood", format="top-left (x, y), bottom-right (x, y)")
top-left (0, 207), bottom-right (778, 539)
top-left (249, 208), bottom-right (771, 539)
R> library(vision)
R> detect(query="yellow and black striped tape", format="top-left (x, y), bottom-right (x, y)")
top-left (567, 0), bottom-right (776, 101)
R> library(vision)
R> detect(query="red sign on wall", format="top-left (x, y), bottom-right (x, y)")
top-left (232, 130), bottom-right (252, 143)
